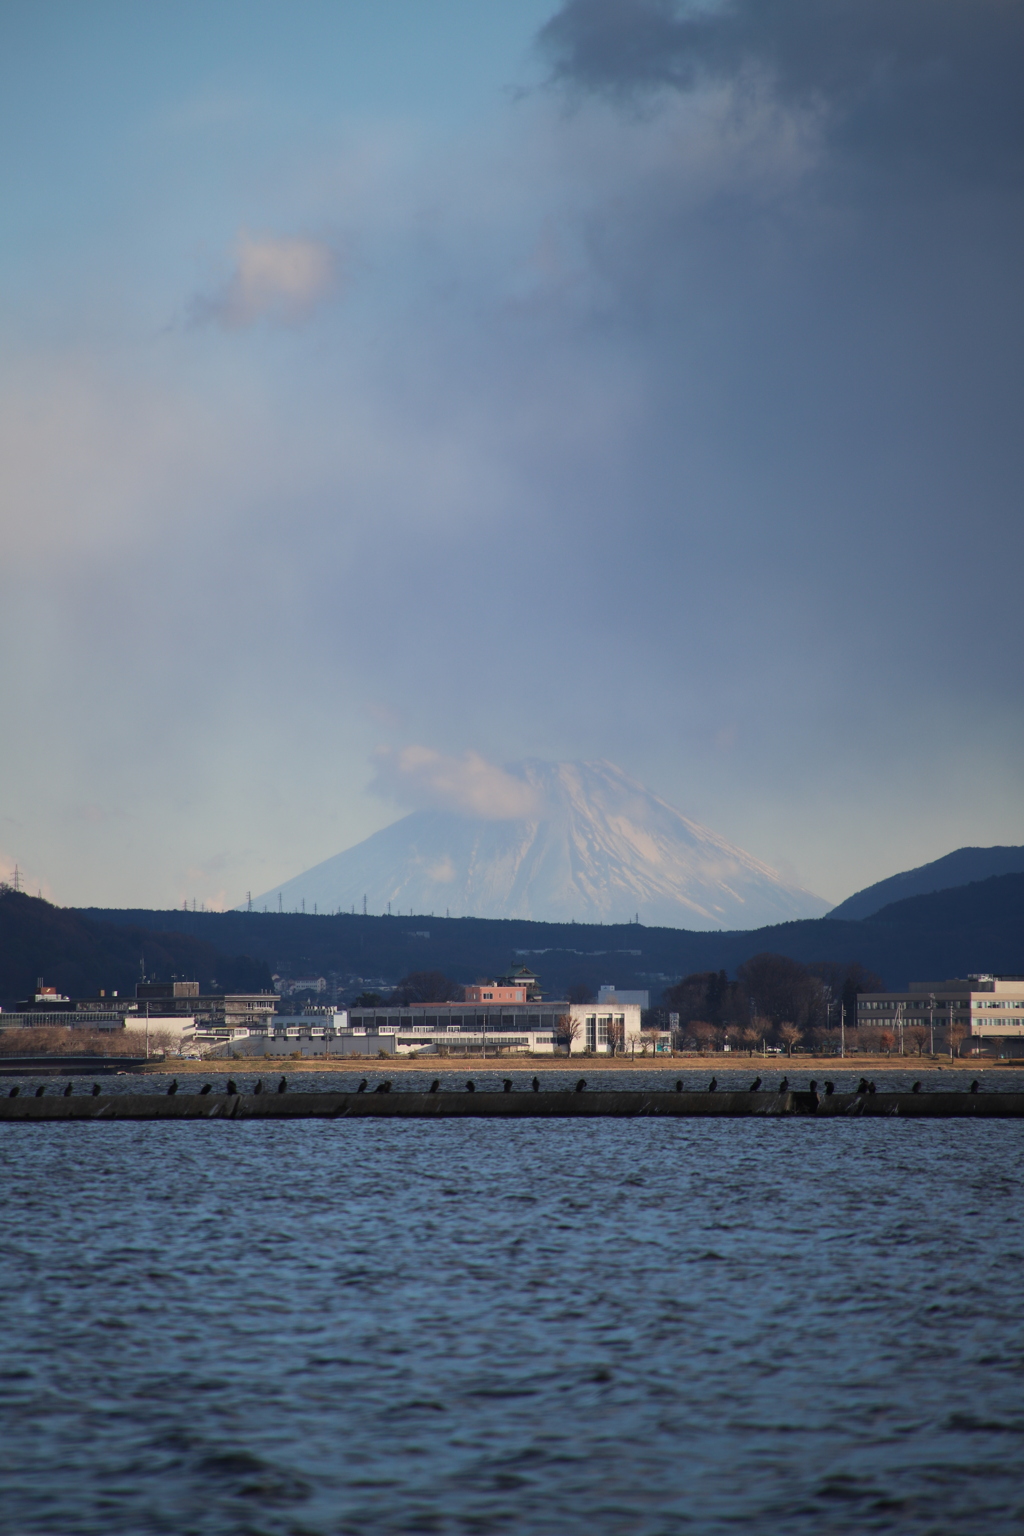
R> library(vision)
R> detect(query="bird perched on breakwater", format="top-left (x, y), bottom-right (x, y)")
top-left (748, 1077), bottom-right (762, 1092)
top-left (167, 1079), bottom-right (178, 1096)
top-left (356, 1078), bottom-right (368, 1093)
top-left (63, 1083), bottom-right (73, 1097)
top-left (91, 1083), bottom-right (101, 1096)
top-left (465, 1080), bottom-right (476, 1092)
top-left (253, 1079), bottom-right (263, 1095)
top-left (708, 1077), bottom-right (717, 1093)
top-left (503, 1079), bottom-right (512, 1093)
top-left (199, 1083), bottom-right (212, 1095)
top-left (857, 1077), bottom-right (870, 1095)
top-left (277, 1076), bottom-right (287, 1094)
top-left (429, 1079), bottom-right (440, 1093)
top-left (911, 1081), bottom-right (922, 1094)
top-left (778, 1077), bottom-right (789, 1094)
top-left (675, 1079), bottom-right (684, 1092)
top-left (867, 1081), bottom-right (877, 1094)
top-left (575, 1079), bottom-right (587, 1093)
top-left (35, 1085), bottom-right (45, 1097)
top-left (8, 1086), bottom-right (20, 1098)
top-left (808, 1080), bottom-right (820, 1108)
top-left (226, 1079), bottom-right (238, 1095)
top-left (970, 1079), bottom-right (980, 1093)
top-left (824, 1081), bottom-right (835, 1096)
top-left (374, 1080), bottom-right (392, 1093)
top-left (532, 1076), bottom-right (540, 1092)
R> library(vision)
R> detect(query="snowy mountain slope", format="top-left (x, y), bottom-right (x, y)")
top-left (250, 760), bottom-right (829, 930)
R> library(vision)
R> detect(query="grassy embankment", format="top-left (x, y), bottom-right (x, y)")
top-left (142, 1054), bottom-right (1014, 1073)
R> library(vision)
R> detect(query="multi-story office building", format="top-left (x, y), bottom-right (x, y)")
top-left (857, 975), bottom-right (1024, 1046)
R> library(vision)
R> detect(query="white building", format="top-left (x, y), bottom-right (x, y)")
top-left (337, 999), bottom-right (642, 1056)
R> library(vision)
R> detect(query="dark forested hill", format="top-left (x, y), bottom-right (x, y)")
top-left (77, 872), bottom-right (1024, 997)
top-left (0, 891), bottom-right (273, 1005)
top-left (829, 846), bottom-right (1024, 920)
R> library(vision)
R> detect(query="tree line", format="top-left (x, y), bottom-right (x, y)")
top-left (662, 954), bottom-right (884, 1054)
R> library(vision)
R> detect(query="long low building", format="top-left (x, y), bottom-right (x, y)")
top-left (337, 1000), bottom-right (643, 1056)
top-left (857, 974), bottom-right (1024, 1047)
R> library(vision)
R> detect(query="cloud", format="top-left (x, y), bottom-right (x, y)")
top-left (371, 747), bottom-right (545, 820)
top-left (194, 232), bottom-right (338, 328)
top-left (538, 0), bottom-right (1024, 182)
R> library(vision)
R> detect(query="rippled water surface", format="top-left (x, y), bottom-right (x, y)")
top-left (2, 1083), bottom-right (1023, 1534)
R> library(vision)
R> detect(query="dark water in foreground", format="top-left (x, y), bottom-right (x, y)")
top-left (2, 1089), bottom-right (1023, 1533)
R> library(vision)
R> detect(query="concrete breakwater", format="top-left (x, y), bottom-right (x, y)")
top-left (3, 1088), bottom-right (1024, 1121)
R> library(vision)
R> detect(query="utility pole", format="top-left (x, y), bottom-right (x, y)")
top-left (840, 1003), bottom-right (845, 1059)
top-left (896, 1001), bottom-right (905, 1056)
top-left (929, 993), bottom-right (935, 1056)
top-left (948, 999), bottom-right (955, 1062)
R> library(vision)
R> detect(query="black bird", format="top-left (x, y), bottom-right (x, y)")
top-left (277, 1076), bottom-right (288, 1094)
top-left (778, 1076), bottom-right (789, 1094)
top-left (356, 1078), bottom-right (368, 1093)
top-left (167, 1079), bottom-right (178, 1096)
top-left (429, 1079), bottom-right (440, 1093)
top-left (35, 1085), bottom-right (45, 1097)
top-left (503, 1078), bottom-right (512, 1093)
top-left (226, 1078), bottom-right (238, 1095)
top-left (911, 1081), bottom-right (922, 1094)
top-left (970, 1079), bottom-right (980, 1094)
top-left (8, 1086), bottom-right (20, 1098)
top-left (748, 1076), bottom-right (762, 1092)
top-left (253, 1079), bottom-right (263, 1095)
top-left (867, 1081), bottom-right (877, 1094)
top-left (824, 1080), bottom-right (835, 1096)
top-left (532, 1076), bottom-right (540, 1092)
top-left (63, 1082), bottom-right (73, 1097)
top-left (374, 1080), bottom-right (391, 1093)
top-left (808, 1079), bottom-right (820, 1109)
top-left (675, 1079), bottom-right (684, 1092)
top-left (708, 1077), bottom-right (717, 1093)
top-left (382, 1079), bottom-right (392, 1093)
top-left (199, 1083), bottom-right (212, 1095)
top-left (857, 1077), bottom-right (870, 1095)
top-left (575, 1078), bottom-right (587, 1093)
top-left (465, 1080), bottom-right (476, 1092)
top-left (92, 1082), bottom-right (101, 1096)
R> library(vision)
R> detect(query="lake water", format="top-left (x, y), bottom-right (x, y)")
top-left (2, 1071), bottom-right (1023, 1534)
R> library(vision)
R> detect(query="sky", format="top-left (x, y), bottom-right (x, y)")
top-left (2, 0), bottom-right (1023, 914)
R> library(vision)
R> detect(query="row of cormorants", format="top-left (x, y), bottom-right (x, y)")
top-left (5, 1073), bottom-right (985, 1099)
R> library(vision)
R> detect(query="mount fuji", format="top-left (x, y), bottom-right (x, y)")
top-left (251, 760), bottom-right (828, 931)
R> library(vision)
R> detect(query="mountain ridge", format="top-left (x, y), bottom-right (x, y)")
top-left (80, 870), bottom-right (1024, 996)
top-left (829, 845), bottom-right (1024, 921)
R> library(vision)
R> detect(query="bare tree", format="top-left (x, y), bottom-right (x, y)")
top-left (878, 1030), bottom-right (895, 1055)
top-left (778, 1022), bottom-right (802, 1056)
top-left (640, 1019), bottom-right (663, 1056)
top-left (691, 1020), bottom-right (717, 1054)
top-left (905, 1025), bottom-right (927, 1056)
top-left (556, 1012), bottom-right (581, 1056)
top-left (606, 1016), bottom-right (625, 1055)
top-left (946, 1020), bottom-right (968, 1057)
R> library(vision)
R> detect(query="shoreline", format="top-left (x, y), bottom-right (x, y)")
top-left (137, 1054), bottom-right (1017, 1074)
